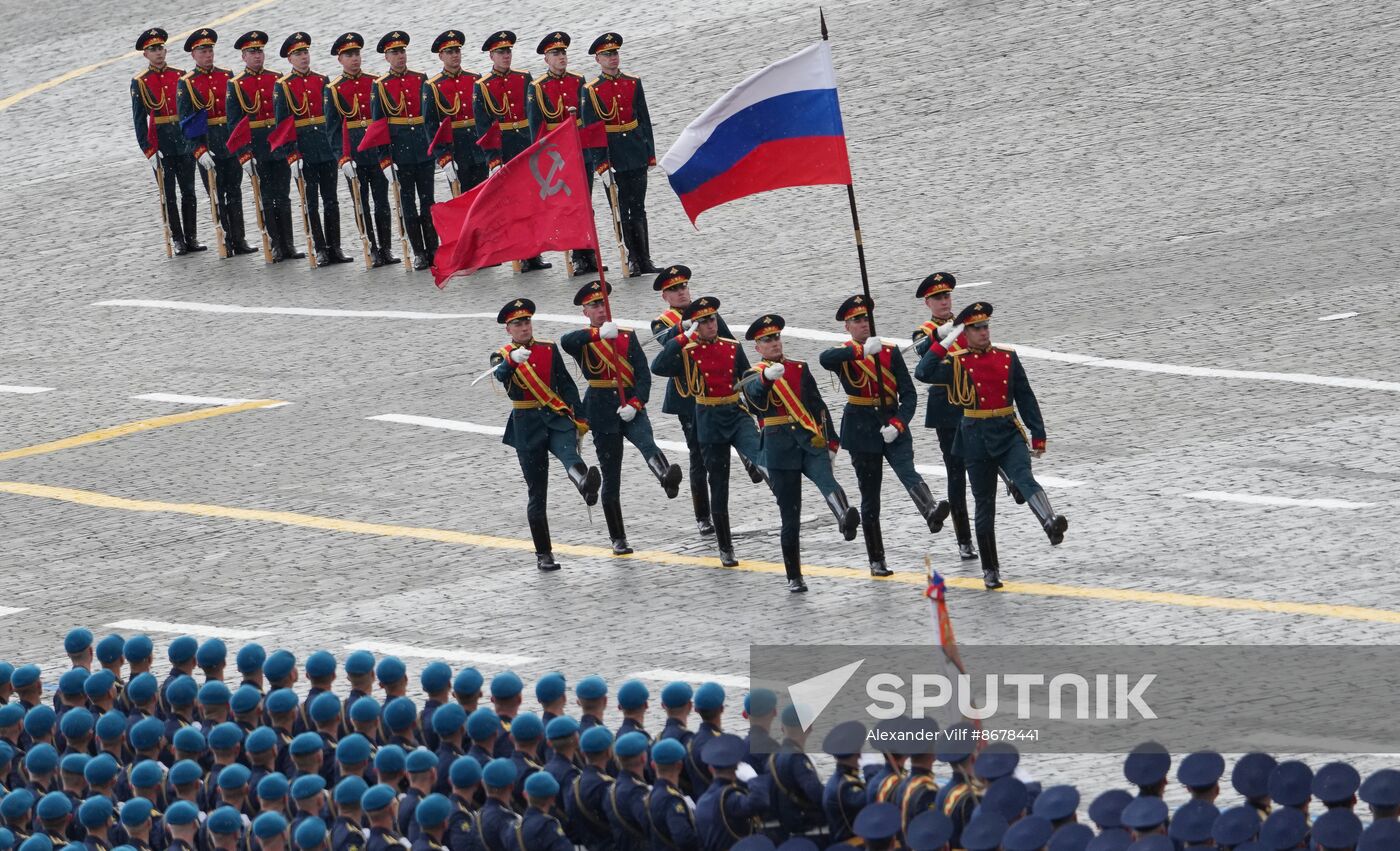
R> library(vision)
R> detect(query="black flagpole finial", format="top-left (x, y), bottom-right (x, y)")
top-left (820, 7), bottom-right (829, 40)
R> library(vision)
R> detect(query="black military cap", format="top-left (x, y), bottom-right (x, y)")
top-left (572, 280), bottom-right (613, 306)
top-left (432, 30), bottom-right (465, 53)
top-left (331, 33), bottom-right (364, 56)
top-left (956, 301), bottom-right (993, 327)
top-left (482, 31), bottom-right (516, 52)
top-left (536, 32), bottom-right (570, 54)
top-left (917, 271), bottom-right (956, 299)
top-left (377, 31), bottom-right (410, 54)
top-left (819, 720), bottom-right (866, 758)
top-left (234, 31), bottom-right (269, 51)
top-left (497, 298), bottom-right (536, 324)
top-left (279, 32), bottom-right (311, 58)
top-left (745, 314), bottom-right (784, 341)
top-left (836, 294), bottom-right (872, 322)
top-left (683, 296), bottom-right (720, 321)
top-left (183, 29), bottom-right (217, 52)
top-left (136, 28), bottom-right (168, 51)
top-left (588, 33), bottom-right (623, 55)
top-left (653, 265), bottom-right (691, 292)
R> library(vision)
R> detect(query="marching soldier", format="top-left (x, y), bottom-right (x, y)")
top-left (819, 295), bottom-right (950, 577)
top-left (372, 31), bottom-right (437, 271)
top-left (581, 34), bottom-right (659, 278)
top-left (177, 29), bottom-right (256, 256)
top-left (490, 299), bottom-right (603, 572)
top-left (694, 735), bottom-right (770, 851)
top-left (328, 32), bottom-right (399, 268)
top-left (766, 706), bottom-right (827, 842)
top-left (560, 280), bottom-right (684, 555)
top-left (915, 302), bottom-right (1068, 589)
top-left (645, 739), bottom-right (698, 851)
top-left (424, 31), bottom-right (489, 198)
top-left (739, 314), bottom-right (859, 593)
top-left (651, 296), bottom-right (767, 569)
top-left (933, 723), bottom-right (979, 849)
top-left (527, 31), bottom-right (603, 276)
top-left (227, 30), bottom-right (299, 262)
top-left (132, 28), bottom-right (205, 255)
top-left (820, 722), bottom-right (868, 845)
top-left (473, 31), bottom-right (550, 272)
top-left (273, 32), bottom-right (352, 266)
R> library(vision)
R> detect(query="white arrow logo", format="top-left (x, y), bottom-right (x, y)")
top-left (787, 659), bottom-right (864, 731)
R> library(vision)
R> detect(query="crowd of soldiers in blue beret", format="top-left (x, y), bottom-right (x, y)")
top-left (1, 630), bottom-right (1396, 851)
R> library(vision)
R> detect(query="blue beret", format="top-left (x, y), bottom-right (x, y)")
top-left (1361, 768), bottom-right (1400, 808)
top-left (575, 676), bottom-right (607, 701)
top-left (310, 692), bottom-right (341, 724)
top-left (305, 651), bottom-right (336, 679)
top-left (1211, 806), bottom-right (1260, 847)
top-left (246, 726), bottom-right (278, 755)
top-left (0, 663), bottom-right (10, 684)
top-left (196, 679), bottom-right (231, 706)
top-left (1120, 796), bottom-right (1169, 831)
top-left (196, 639), bottom-right (227, 667)
top-left (257, 772), bottom-right (290, 800)
top-left (36, 791), bottom-right (73, 820)
top-left (0, 828), bottom-right (12, 851)
top-left (168, 759), bottom-right (203, 785)
top-left (1032, 785), bottom-right (1080, 822)
top-left (743, 688), bottom-right (776, 717)
top-left (616, 680), bottom-right (649, 710)
top-left (361, 784), bottom-right (397, 813)
top-left (780, 705), bottom-right (801, 728)
top-left (450, 756), bottom-right (483, 789)
top-left (1088, 789), bottom-right (1133, 830)
top-left (78, 796), bottom-right (113, 828)
top-left (651, 738), bottom-right (686, 766)
top-left (660, 682), bottom-right (693, 708)
top-left (375, 745), bottom-right (407, 773)
top-left (294, 817), bottom-right (326, 849)
top-left (64, 628), bottom-right (94, 655)
top-left (375, 656), bottom-right (405, 685)
top-left (266, 688), bottom-right (299, 714)
top-left (163, 800), bottom-right (199, 826)
top-left (421, 662), bottom-right (453, 694)
top-left (523, 772), bottom-right (559, 798)
top-left (95, 635), bottom-right (125, 664)
top-left (535, 672), bottom-right (566, 704)
top-left (905, 809), bottom-right (954, 851)
top-left (467, 708), bottom-right (502, 741)
top-left (701, 733), bottom-right (745, 768)
top-left (289, 732), bottom-right (323, 756)
top-left (252, 811), bottom-right (287, 839)
top-left (207, 806), bottom-right (242, 835)
top-left (431, 702), bottom-right (467, 736)
top-left (981, 776), bottom-right (1029, 821)
top-left (0, 704), bottom-right (23, 726)
top-left (95, 710), bottom-right (126, 741)
top-left (482, 758), bottom-right (517, 789)
top-left (84, 670), bottom-right (115, 698)
top-left (10, 665), bottom-right (40, 688)
top-left (25, 743), bottom-right (58, 774)
top-left (61, 753), bottom-right (91, 775)
top-left (236, 643), bottom-right (266, 674)
top-left (490, 671), bottom-right (522, 699)
top-left (336, 733), bottom-right (372, 764)
top-left (0, 789), bottom-right (35, 819)
top-left (129, 760), bottom-right (163, 789)
top-left (334, 776), bottom-right (369, 806)
top-left (58, 669), bottom-right (88, 696)
top-left (1361, 820), bottom-right (1400, 851)
top-left (125, 672), bottom-right (157, 705)
top-left (1313, 761), bottom-right (1361, 805)
top-left (693, 682), bottom-right (725, 712)
top-left (264, 650), bottom-right (296, 682)
top-left (172, 726), bottom-right (206, 753)
top-left (406, 747), bottom-right (438, 773)
top-left (1047, 823), bottom-right (1094, 851)
top-left (580, 726), bottom-right (614, 754)
top-left (511, 712), bottom-right (543, 742)
top-left (344, 649), bottom-right (375, 676)
top-left (615, 732), bottom-right (649, 759)
top-left (1177, 751), bottom-right (1225, 789)
top-left (165, 675), bottom-right (197, 707)
top-left (1312, 808), bottom-right (1362, 850)
top-left (1268, 760), bottom-right (1313, 807)
top-left (974, 742), bottom-right (1020, 781)
top-left (123, 635), bottom-right (153, 663)
top-left (83, 754), bottom-right (119, 785)
top-left (414, 794), bottom-right (452, 828)
top-left (59, 708), bottom-right (93, 737)
top-left (1123, 742), bottom-right (1171, 786)
top-left (453, 668), bottom-right (483, 696)
top-left (128, 717), bottom-right (163, 750)
top-left (383, 696), bottom-right (417, 732)
top-left (230, 684), bottom-right (262, 714)
top-left (291, 773), bottom-right (327, 799)
top-left (1002, 815), bottom-right (1053, 851)
top-left (209, 721), bottom-right (243, 750)
top-left (1168, 799), bottom-right (1220, 844)
top-left (960, 812), bottom-right (1009, 851)
top-left (119, 797), bottom-right (154, 827)
top-left (349, 696), bottom-right (381, 722)
top-left (218, 763), bottom-right (251, 790)
top-left (0, 741), bottom-right (11, 765)
top-left (167, 635), bottom-right (198, 663)
top-left (545, 716), bottom-right (579, 740)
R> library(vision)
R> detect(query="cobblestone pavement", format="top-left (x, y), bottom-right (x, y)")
top-left (2, 0), bottom-right (1399, 796)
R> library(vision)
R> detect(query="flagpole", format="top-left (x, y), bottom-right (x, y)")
top-left (573, 123), bottom-right (630, 403)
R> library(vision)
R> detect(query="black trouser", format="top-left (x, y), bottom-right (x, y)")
top-left (770, 469), bottom-right (804, 550)
top-left (936, 425), bottom-right (972, 542)
top-left (197, 156), bottom-right (245, 245)
top-left (301, 160), bottom-right (340, 250)
top-left (256, 155), bottom-right (292, 246)
top-left (679, 414), bottom-right (709, 521)
top-left (352, 163), bottom-right (392, 250)
top-left (614, 168), bottom-right (647, 226)
top-left (395, 160), bottom-right (436, 253)
top-left (160, 153), bottom-right (198, 241)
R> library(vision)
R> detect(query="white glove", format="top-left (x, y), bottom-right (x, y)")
top-left (937, 322), bottom-right (964, 343)
top-left (880, 424), bottom-right (899, 443)
top-left (197, 151), bottom-right (215, 171)
top-left (148, 151), bottom-right (164, 173)
top-left (682, 319), bottom-right (697, 334)
top-left (863, 336), bottom-right (883, 355)
top-left (763, 362), bottom-right (785, 381)
top-left (510, 347), bottom-right (531, 364)
top-left (828, 448), bottom-right (839, 466)
top-left (291, 158), bottom-right (304, 179)
top-left (382, 162), bottom-right (397, 181)
top-left (341, 160), bottom-right (357, 180)
top-left (241, 158), bottom-right (255, 178)
top-left (616, 404), bottom-right (637, 422)
top-left (735, 762), bottom-right (757, 782)
top-left (442, 161), bottom-right (458, 184)
top-left (599, 321), bottom-right (619, 340)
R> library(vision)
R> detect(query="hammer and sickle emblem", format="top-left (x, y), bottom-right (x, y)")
top-left (529, 142), bottom-right (572, 199)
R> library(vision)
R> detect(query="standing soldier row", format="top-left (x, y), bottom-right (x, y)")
top-left (327, 33), bottom-right (398, 268)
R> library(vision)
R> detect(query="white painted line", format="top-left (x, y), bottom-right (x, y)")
top-left (104, 619), bottom-right (271, 640)
top-left (960, 281), bottom-right (993, 288)
top-left (345, 640), bottom-right (537, 667)
top-left (630, 669), bottom-right (751, 689)
top-left (94, 299), bottom-right (494, 321)
top-left (135, 393), bottom-right (255, 406)
top-left (1184, 491), bottom-right (1378, 509)
top-left (1318, 312), bottom-right (1358, 322)
top-left (0, 385), bottom-right (55, 394)
top-left (0, 607), bottom-right (29, 618)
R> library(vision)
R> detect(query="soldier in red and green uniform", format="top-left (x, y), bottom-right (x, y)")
top-left (228, 30), bottom-right (302, 261)
top-left (424, 31), bottom-right (488, 199)
top-left (328, 32), bottom-right (398, 268)
top-left (177, 28), bottom-right (256, 255)
top-left (132, 27), bottom-right (204, 255)
top-left (371, 31), bottom-right (437, 271)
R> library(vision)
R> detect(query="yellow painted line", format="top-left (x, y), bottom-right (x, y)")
top-left (0, 0), bottom-right (280, 113)
top-left (1, 479), bottom-right (1399, 626)
top-left (0, 400), bottom-right (283, 463)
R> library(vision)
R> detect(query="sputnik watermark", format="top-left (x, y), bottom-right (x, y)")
top-left (863, 673), bottom-right (1158, 721)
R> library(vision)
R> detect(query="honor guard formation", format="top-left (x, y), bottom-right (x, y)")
top-left (2, 632), bottom-right (1397, 851)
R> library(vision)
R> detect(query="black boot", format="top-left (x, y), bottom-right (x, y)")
top-left (953, 507), bottom-right (977, 559)
top-left (825, 490), bottom-right (860, 541)
top-left (325, 215), bottom-right (353, 263)
top-left (521, 255), bottom-right (553, 272)
top-left (182, 203), bottom-right (206, 252)
top-left (602, 501), bottom-right (633, 555)
top-left (309, 207), bottom-right (330, 267)
top-left (277, 206), bottom-right (305, 259)
top-left (863, 518), bottom-right (893, 577)
top-left (634, 216), bottom-right (660, 275)
top-left (571, 250), bottom-right (597, 276)
top-left (408, 221), bottom-right (430, 270)
top-left (529, 515), bottom-right (559, 571)
top-left (567, 462), bottom-right (601, 507)
top-left (782, 540), bottom-right (807, 592)
top-left (422, 218), bottom-right (440, 266)
top-left (740, 454), bottom-right (766, 485)
top-left (908, 481), bottom-right (952, 533)
top-left (692, 477), bottom-right (714, 535)
top-left (713, 513), bottom-right (738, 567)
top-left (375, 208), bottom-right (399, 265)
top-left (1027, 490), bottom-right (1068, 545)
top-left (1000, 470), bottom-right (1026, 504)
top-left (622, 221), bottom-right (643, 278)
top-left (264, 203), bottom-right (284, 261)
top-left (227, 204), bottom-right (257, 254)
top-left (978, 531), bottom-right (1002, 589)
top-left (647, 452), bottom-right (682, 499)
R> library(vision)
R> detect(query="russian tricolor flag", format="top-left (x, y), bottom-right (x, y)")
top-left (661, 42), bottom-right (852, 225)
